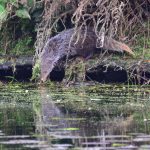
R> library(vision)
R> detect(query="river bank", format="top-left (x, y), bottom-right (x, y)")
top-left (0, 55), bottom-right (149, 84)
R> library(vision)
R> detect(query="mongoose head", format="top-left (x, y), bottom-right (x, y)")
top-left (40, 54), bottom-right (59, 82)
top-left (40, 71), bottom-right (49, 82)
top-left (40, 57), bottom-right (53, 82)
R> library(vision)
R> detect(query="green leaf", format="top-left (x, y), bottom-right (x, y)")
top-left (16, 8), bottom-right (31, 19)
top-left (0, 4), bottom-right (8, 22)
top-left (27, 0), bottom-right (35, 8)
top-left (9, 0), bottom-right (18, 7)
top-left (0, 0), bottom-right (7, 6)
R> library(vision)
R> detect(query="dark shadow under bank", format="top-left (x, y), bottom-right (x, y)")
top-left (0, 56), bottom-right (150, 84)
top-left (0, 56), bottom-right (33, 82)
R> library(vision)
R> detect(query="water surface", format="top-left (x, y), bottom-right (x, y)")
top-left (0, 83), bottom-right (150, 150)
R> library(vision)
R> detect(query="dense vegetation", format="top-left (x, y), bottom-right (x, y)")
top-left (0, 0), bottom-right (149, 83)
top-left (0, 0), bottom-right (40, 55)
top-left (35, 0), bottom-right (150, 59)
top-left (0, 0), bottom-right (149, 58)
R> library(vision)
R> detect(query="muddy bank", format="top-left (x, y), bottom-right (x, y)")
top-left (0, 56), bottom-right (33, 81)
top-left (0, 56), bottom-right (149, 84)
top-left (85, 58), bottom-right (150, 84)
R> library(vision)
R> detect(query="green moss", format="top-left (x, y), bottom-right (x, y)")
top-left (11, 36), bottom-right (34, 55)
top-left (0, 58), bottom-right (5, 64)
top-left (0, 36), bottom-right (34, 56)
top-left (132, 36), bottom-right (150, 59)
top-left (31, 59), bottom-right (41, 81)
top-left (65, 58), bottom-right (86, 83)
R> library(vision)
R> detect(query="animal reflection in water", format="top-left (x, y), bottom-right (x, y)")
top-left (36, 87), bottom-right (70, 132)
top-left (35, 87), bottom-right (135, 149)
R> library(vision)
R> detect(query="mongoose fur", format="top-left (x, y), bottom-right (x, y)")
top-left (40, 28), bottom-right (134, 82)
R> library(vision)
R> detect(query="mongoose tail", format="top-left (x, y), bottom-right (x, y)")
top-left (103, 37), bottom-right (134, 55)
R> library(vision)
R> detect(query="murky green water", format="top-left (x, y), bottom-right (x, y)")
top-left (0, 83), bottom-right (150, 150)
